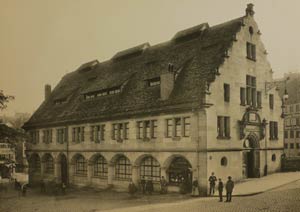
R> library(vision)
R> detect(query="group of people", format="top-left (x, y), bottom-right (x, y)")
top-left (208, 172), bottom-right (235, 202)
top-left (128, 176), bottom-right (168, 196)
top-left (40, 179), bottom-right (67, 195)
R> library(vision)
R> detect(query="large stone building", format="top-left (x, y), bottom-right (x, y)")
top-left (23, 4), bottom-right (284, 195)
top-left (276, 72), bottom-right (300, 157)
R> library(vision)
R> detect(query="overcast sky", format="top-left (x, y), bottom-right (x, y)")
top-left (1, 0), bottom-right (300, 115)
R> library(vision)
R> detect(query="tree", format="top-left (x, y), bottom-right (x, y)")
top-left (0, 90), bottom-right (14, 110)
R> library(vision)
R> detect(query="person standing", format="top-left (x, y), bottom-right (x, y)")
top-left (145, 178), bottom-right (154, 195)
top-left (61, 182), bottom-right (66, 195)
top-left (192, 178), bottom-right (200, 197)
top-left (208, 172), bottom-right (217, 196)
top-left (225, 176), bottom-right (234, 202)
top-left (218, 178), bottom-right (224, 202)
top-left (160, 176), bottom-right (168, 194)
top-left (140, 176), bottom-right (146, 194)
top-left (128, 180), bottom-right (137, 197)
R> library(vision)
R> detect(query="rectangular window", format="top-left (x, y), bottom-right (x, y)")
top-left (290, 130), bottom-right (294, 138)
top-left (112, 123), bottom-right (129, 141)
top-left (175, 118), bottom-right (181, 137)
top-left (56, 128), bottom-right (67, 144)
top-left (290, 143), bottom-right (294, 149)
top-left (166, 119), bottom-right (173, 138)
top-left (31, 130), bottom-right (40, 144)
top-left (296, 143), bottom-right (300, 149)
top-left (297, 131), bottom-right (300, 138)
top-left (43, 129), bottom-right (52, 144)
top-left (137, 120), bottom-right (158, 139)
top-left (269, 121), bottom-right (278, 140)
top-left (246, 42), bottom-right (256, 60)
top-left (257, 91), bottom-right (262, 108)
top-left (284, 143), bottom-right (288, 149)
top-left (137, 121), bottom-right (143, 139)
top-left (152, 120), bottom-right (158, 138)
top-left (72, 127), bottom-right (85, 143)
top-left (296, 104), bottom-right (300, 112)
top-left (284, 130), bottom-right (288, 139)
top-left (240, 87), bottom-right (246, 105)
top-left (246, 75), bottom-right (256, 107)
top-left (269, 94), bottom-right (274, 110)
top-left (90, 125), bottom-right (105, 143)
top-left (183, 117), bottom-right (190, 137)
top-left (217, 116), bottom-right (230, 139)
top-left (224, 83), bottom-right (230, 102)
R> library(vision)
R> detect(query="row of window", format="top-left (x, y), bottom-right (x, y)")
top-left (30, 117), bottom-right (191, 144)
top-left (285, 104), bottom-right (300, 114)
top-left (284, 130), bottom-right (300, 139)
top-left (285, 117), bottom-right (300, 126)
top-left (217, 116), bottom-right (278, 140)
top-left (223, 75), bottom-right (274, 110)
top-left (284, 143), bottom-right (300, 149)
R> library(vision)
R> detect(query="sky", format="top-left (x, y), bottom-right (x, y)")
top-left (1, 0), bottom-right (300, 115)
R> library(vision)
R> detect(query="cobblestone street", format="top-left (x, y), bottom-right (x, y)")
top-left (1, 179), bottom-right (300, 212)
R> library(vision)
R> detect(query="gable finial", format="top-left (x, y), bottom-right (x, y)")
top-left (246, 3), bottom-right (255, 17)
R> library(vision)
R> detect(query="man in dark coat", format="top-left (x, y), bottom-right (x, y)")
top-left (208, 172), bottom-right (217, 196)
top-left (140, 176), bottom-right (146, 194)
top-left (145, 179), bottom-right (154, 195)
top-left (218, 178), bottom-right (224, 202)
top-left (225, 176), bottom-right (234, 202)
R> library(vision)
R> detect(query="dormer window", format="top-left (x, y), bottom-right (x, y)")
top-left (147, 77), bottom-right (161, 87)
top-left (54, 98), bottom-right (67, 105)
top-left (84, 86), bottom-right (122, 100)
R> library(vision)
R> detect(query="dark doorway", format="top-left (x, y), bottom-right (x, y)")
top-left (60, 154), bottom-right (68, 184)
top-left (245, 135), bottom-right (260, 178)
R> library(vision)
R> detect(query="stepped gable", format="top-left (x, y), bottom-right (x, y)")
top-left (24, 17), bottom-right (244, 129)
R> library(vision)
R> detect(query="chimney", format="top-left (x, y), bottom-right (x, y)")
top-left (246, 3), bottom-right (255, 17)
top-left (160, 64), bottom-right (175, 100)
top-left (44, 84), bottom-right (51, 100)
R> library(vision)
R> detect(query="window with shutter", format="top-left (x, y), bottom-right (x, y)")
top-left (240, 87), bottom-right (246, 105)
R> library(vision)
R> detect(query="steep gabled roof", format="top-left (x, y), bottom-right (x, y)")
top-left (23, 17), bottom-right (244, 129)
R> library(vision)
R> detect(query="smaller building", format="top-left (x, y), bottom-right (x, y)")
top-left (0, 123), bottom-right (28, 176)
top-left (283, 103), bottom-right (300, 157)
top-left (0, 142), bottom-right (15, 178)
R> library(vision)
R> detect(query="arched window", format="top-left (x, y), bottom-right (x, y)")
top-left (30, 154), bottom-right (41, 173)
top-left (249, 26), bottom-right (254, 35)
top-left (75, 155), bottom-right (87, 176)
top-left (94, 155), bottom-right (108, 178)
top-left (221, 157), bottom-right (228, 166)
top-left (140, 156), bottom-right (161, 181)
top-left (168, 157), bottom-right (192, 185)
top-left (44, 154), bottom-right (54, 174)
top-left (271, 154), bottom-right (276, 162)
top-left (115, 156), bottom-right (131, 180)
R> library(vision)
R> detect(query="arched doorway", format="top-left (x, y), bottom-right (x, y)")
top-left (58, 154), bottom-right (68, 184)
top-left (243, 134), bottom-right (260, 178)
top-left (167, 156), bottom-right (192, 192)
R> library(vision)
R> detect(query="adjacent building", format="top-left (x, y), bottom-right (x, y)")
top-left (23, 4), bottom-right (284, 195)
top-left (276, 72), bottom-right (300, 157)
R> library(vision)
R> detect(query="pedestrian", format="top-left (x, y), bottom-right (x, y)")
top-left (191, 177), bottom-right (200, 197)
top-left (61, 182), bottom-right (66, 195)
top-left (140, 176), bottom-right (146, 194)
top-left (145, 178), bottom-right (154, 195)
top-left (160, 176), bottom-right (168, 194)
top-left (208, 172), bottom-right (217, 196)
top-left (21, 183), bottom-right (27, 196)
top-left (225, 176), bottom-right (234, 202)
top-left (218, 178), bottom-right (224, 202)
top-left (128, 180), bottom-right (137, 197)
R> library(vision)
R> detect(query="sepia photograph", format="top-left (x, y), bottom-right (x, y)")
top-left (1, 0), bottom-right (300, 211)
